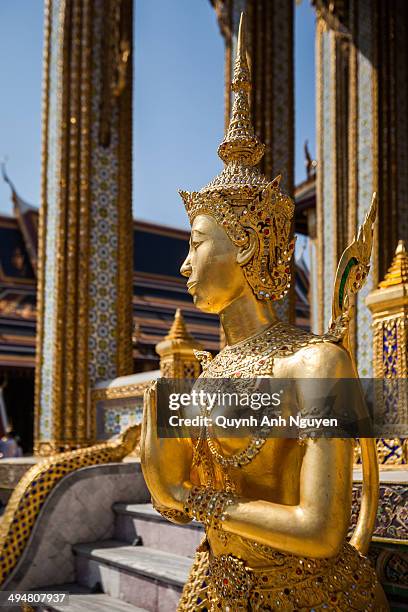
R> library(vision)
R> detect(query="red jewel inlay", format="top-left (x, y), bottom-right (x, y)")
top-left (264, 229), bottom-right (270, 235)
top-left (223, 579), bottom-right (229, 585)
top-left (296, 568), bottom-right (302, 575)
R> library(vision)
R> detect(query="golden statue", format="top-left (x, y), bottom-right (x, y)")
top-left (141, 14), bottom-right (388, 611)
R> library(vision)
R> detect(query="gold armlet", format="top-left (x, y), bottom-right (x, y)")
top-left (152, 499), bottom-right (191, 525)
top-left (183, 486), bottom-right (235, 531)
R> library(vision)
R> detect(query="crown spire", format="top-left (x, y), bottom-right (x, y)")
top-left (217, 13), bottom-right (265, 167)
top-left (179, 13), bottom-right (295, 303)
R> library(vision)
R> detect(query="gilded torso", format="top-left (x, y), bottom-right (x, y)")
top-left (191, 322), bottom-right (338, 562)
top-left (177, 322), bottom-right (380, 611)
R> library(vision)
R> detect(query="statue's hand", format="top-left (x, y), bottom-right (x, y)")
top-left (140, 381), bottom-right (192, 510)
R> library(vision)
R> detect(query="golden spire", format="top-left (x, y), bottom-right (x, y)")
top-left (156, 309), bottom-right (202, 378)
top-left (197, 12), bottom-right (269, 195)
top-left (379, 240), bottom-right (408, 288)
top-left (165, 308), bottom-right (195, 342)
top-left (217, 13), bottom-right (264, 167)
top-left (179, 12), bottom-right (295, 303)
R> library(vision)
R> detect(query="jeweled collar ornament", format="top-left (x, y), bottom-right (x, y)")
top-left (179, 13), bottom-right (295, 301)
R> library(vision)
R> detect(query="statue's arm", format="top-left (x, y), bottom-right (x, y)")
top-left (220, 436), bottom-right (353, 558)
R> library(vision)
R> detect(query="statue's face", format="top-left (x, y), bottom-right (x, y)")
top-left (180, 214), bottom-right (248, 314)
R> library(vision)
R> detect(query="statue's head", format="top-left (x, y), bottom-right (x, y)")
top-left (179, 13), bottom-right (295, 314)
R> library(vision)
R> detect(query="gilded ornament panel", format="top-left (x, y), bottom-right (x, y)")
top-left (351, 483), bottom-right (408, 544)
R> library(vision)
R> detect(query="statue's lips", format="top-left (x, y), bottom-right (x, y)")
top-left (187, 281), bottom-right (198, 295)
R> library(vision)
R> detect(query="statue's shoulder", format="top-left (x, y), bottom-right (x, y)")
top-left (275, 322), bottom-right (354, 378)
top-left (196, 322), bottom-right (352, 378)
top-left (271, 321), bottom-right (340, 353)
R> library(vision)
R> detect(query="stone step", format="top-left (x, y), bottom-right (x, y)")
top-left (73, 540), bottom-right (191, 612)
top-left (34, 583), bottom-right (148, 612)
top-left (113, 502), bottom-right (203, 558)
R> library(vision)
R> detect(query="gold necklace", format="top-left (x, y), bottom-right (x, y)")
top-left (200, 321), bottom-right (319, 378)
top-left (194, 322), bottom-right (324, 469)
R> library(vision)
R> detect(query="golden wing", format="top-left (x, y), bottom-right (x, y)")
top-left (327, 192), bottom-right (379, 556)
top-left (328, 192), bottom-right (377, 351)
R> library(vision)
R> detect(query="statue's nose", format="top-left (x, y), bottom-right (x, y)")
top-left (180, 254), bottom-right (192, 278)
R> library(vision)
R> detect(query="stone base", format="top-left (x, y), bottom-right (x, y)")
top-left (0, 456), bottom-right (38, 506)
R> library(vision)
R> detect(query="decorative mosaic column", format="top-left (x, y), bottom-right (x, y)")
top-left (211, 0), bottom-right (295, 321)
top-left (35, 0), bottom-right (133, 455)
top-left (366, 240), bottom-right (408, 466)
top-left (315, 0), bottom-right (408, 375)
top-left (156, 309), bottom-right (202, 379)
top-left (315, 14), bottom-right (351, 335)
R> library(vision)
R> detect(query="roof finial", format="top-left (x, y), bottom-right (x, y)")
top-left (165, 308), bottom-right (194, 342)
top-left (234, 12), bottom-right (250, 90)
top-left (217, 12), bottom-right (264, 167)
top-left (304, 140), bottom-right (317, 179)
top-left (379, 240), bottom-right (408, 288)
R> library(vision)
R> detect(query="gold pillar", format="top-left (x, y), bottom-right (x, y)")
top-left (35, 0), bottom-right (133, 455)
top-left (156, 309), bottom-right (202, 379)
top-left (366, 240), bottom-right (408, 465)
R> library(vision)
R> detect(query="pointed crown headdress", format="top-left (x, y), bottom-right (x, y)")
top-left (180, 13), bottom-right (295, 301)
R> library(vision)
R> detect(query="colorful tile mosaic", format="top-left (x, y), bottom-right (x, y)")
top-left (88, 2), bottom-right (121, 385)
top-left (39, 0), bottom-right (65, 442)
top-left (356, 0), bottom-right (375, 377)
top-left (321, 28), bottom-right (336, 330)
top-left (101, 400), bottom-right (143, 436)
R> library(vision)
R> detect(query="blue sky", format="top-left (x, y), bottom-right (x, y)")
top-left (0, 0), bottom-right (315, 229)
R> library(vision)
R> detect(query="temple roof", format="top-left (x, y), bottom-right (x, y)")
top-left (2, 165), bottom-right (38, 274)
top-left (0, 216), bottom-right (35, 283)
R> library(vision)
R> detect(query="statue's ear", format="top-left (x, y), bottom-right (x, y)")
top-left (236, 229), bottom-right (257, 266)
